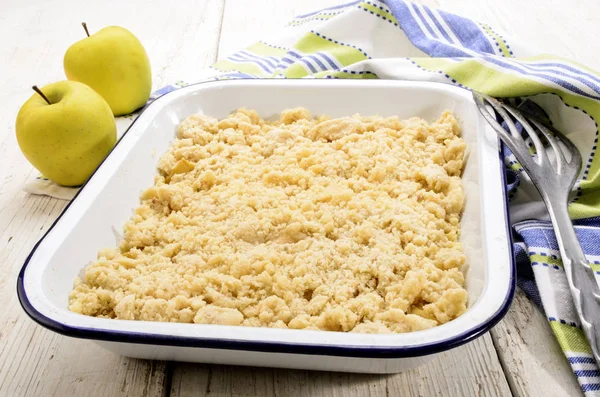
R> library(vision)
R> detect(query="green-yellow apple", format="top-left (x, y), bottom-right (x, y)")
top-left (15, 81), bottom-right (117, 187)
top-left (64, 23), bottom-right (152, 116)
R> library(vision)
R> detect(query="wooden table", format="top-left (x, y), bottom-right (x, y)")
top-left (2, 1), bottom-right (599, 396)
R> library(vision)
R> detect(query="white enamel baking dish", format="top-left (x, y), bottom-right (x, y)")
top-left (18, 79), bottom-right (514, 374)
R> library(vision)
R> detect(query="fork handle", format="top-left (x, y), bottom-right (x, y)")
top-left (545, 197), bottom-right (600, 364)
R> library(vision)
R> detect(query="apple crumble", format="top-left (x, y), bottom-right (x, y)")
top-left (69, 107), bottom-right (468, 333)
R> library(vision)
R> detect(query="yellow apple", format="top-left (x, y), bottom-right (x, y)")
top-left (64, 23), bottom-right (152, 116)
top-left (15, 81), bottom-right (117, 187)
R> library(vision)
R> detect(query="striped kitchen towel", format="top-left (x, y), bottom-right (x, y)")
top-left (23, 1), bottom-right (600, 393)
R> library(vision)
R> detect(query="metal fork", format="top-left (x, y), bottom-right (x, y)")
top-left (473, 92), bottom-right (600, 365)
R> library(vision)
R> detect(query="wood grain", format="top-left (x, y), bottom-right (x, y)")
top-left (171, 1), bottom-right (511, 396)
top-left (445, 2), bottom-right (599, 396)
top-left (170, 363), bottom-right (387, 397)
top-left (168, 334), bottom-right (510, 397)
top-left (0, 195), bottom-right (172, 397)
top-left (1, 0), bottom-right (596, 396)
top-left (387, 333), bottom-right (512, 397)
top-left (0, 1), bottom-right (225, 396)
top-left (491, 290), bottom-right (582, 397)
top-left (217, 0), bottom-right (350, 58)
top-left (443, 0), bottom-right (600, 70)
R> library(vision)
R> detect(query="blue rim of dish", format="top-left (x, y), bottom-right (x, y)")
top-left (16, 79), bottom-right (516, 359)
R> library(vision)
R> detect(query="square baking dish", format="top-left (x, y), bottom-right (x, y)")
top-left (18, 79), bottom-right (514, 374)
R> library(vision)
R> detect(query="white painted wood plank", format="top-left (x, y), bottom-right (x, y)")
top-left (170, 363), bottom-right (387, 397)
top-left (440, 0), bottom-right (600, 70)
top-left (216, 0), bottom-right (350, 59)
top-left (2, 0), bottom-right (597, 396)
top-left (171, 1), bottom-right (511, 397)
top-left (0, 0), bottom-right (225, 396)
top-left (436, 2), bottom-right (598, 396)
top-left (491, 290), bottom-right (582, 397)
top-left (0, 197), bottom-right (169, 397)
top-left (169, 334), bottom-right (510, 397)
top-left (388, 333), bottom-right (512, 397)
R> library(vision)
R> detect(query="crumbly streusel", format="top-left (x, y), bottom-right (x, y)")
top-left (68, 107), bottom-right (468, 333)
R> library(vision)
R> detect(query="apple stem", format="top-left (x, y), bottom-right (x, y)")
top-left (82, 22), bottom-right (90, 37)
top-left (32, 86), bottom-right (51, 105)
